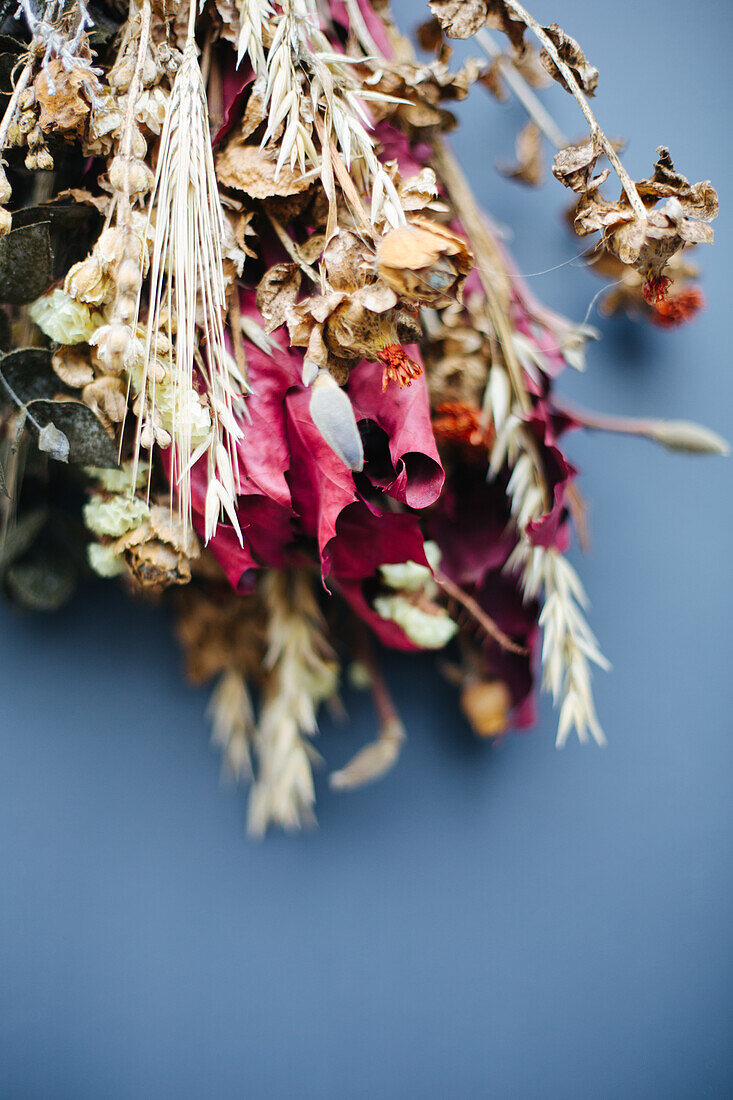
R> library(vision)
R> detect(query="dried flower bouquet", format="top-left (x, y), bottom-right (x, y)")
top-left (0, 0), bottom-right (725, 833)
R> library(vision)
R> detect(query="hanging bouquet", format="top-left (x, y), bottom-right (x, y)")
top-left (0, 0), bottom-right (725, 833)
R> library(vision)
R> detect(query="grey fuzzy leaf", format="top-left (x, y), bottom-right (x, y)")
top-left (309, 372), bottom-right (364, 471)
top-left (0, 348), bottom-right (64, 403)
top-left (28, 400), bottom-right (119, 467)
top-left (0, 222), bottom-right (53, 304)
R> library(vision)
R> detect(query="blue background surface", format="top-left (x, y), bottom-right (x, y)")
top-left (1, 1), bottom-right (732, 1096)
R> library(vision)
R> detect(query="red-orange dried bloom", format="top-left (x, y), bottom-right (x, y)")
top-left (642, 274), bottom-right (672, 304)
top-left (379, 344), bottom-right (423, 392)
top-left (432, 401), bottom-right (494, 452)
top-left (651, 287), bottom-right (704, 328)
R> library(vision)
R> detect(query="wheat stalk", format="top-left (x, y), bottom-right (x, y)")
top-left (133, 0), bottom-right (246, 541)
top-left (248, 570), bottom-right (339, 835)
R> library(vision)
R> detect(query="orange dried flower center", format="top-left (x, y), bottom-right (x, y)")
top-left (432, 402), bottom-right (494, 450)
top-left (379, 344), bottom-right (423, 391)
top-left (651, 287), bottom-right (704, 328)
top-left (642, 274), bottom-right (672, 304)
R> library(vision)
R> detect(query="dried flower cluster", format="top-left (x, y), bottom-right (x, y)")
top-left (0, 0), bottom-right (725, 834)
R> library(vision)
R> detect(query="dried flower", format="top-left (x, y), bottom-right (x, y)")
top-left (29, 289), bottom-right (103, 345)
top-left (378, 345), bottom-right (423, 391)
top-left (377, 217), bottom-right (473, 306)
top-left (0, 0), bottom-right (723, 834)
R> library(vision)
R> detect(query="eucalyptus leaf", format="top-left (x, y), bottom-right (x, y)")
top-left (0, 348), bottom-right (65, 403)
top-left (5, 556), bottom-right (76, 611)
top-left (11, 204), bottom-right (103, 278)
top-left (38, 422), bottom-right (70, 463)
top-left (0, 508), bottom-right (47, 571)
top-left (0, 222), bottom-right (52, 304)
top-left (27, 399), bottom-right (119, 467)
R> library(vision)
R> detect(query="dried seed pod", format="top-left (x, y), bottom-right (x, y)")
top-left (52, 345), bottom-right (95, 388)
top-left (18, 110), bottom-right (36, 135)
top-left (323, 284), bottom-right (401, 361)
top-left (89, 323), bottom-right (134, 369)
top-left (109, 60), bottom-right (135, 92)
top-left (27, 125), bottom-right (44, 152)
top-left (377, 217), bottom-right (473, 306)
top-left (117, 259), bottom-right (142, 294)
top-left (323, 230), bottom-right (375, 291)
top-left (0, 207), bottom-right (11, 238)
top-left (36, 149), bottom-right (54, 172)
top-left (109, 156), bottom-right (154, 197)
top-left (65, 257), bottom-right (113, 306)
top-left (460, 679), bottom-right (512, 738)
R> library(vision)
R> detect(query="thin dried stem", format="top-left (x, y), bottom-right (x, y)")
top-left (0, 60), bottom-right (33, 152)
top-left (501, 0), bottom-right (647, 223)
top-left (435, 570), bottom-right (528, 655)
top-left (431, 138), bottom-right (531, 414)
top-left (476, 27), bottom-right (568, 149)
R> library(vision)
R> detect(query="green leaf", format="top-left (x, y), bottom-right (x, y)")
top-left (0, 222), bottom-right (53, 304)
top-left (27, 399), bottom-right (119, 467)
top-left (5, 556), bottom-right (76, 611)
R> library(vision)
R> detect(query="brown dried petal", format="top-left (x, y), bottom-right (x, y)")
top-left (479, 59), bottom-right (508, 102)
top-left (148, 505), bottom-right (200, 558)
top-left (35, 60), bottom-right (90, 138)
top-left (215, 138), bottom-right (313, 199)
top-left (52, 345), bottom-right (95, 388)
top-left (416, 16), bottom-right (444, 53)
top-left (323, 229), bottom-right (375, 292)
top-left (428, 0), bottom-right (488, 39)
top-left (256, 263), bottom-right (301, 333)
top-left (241, 90), bottom-right (268, 140)
top-left (539, 23), bottom-right (599, 96)
top-left (636, 146), bottom-right (719, 222)
top-left (377, 217), bottom-right (473, 305)
top-left (499, 120), bottom-right (543, 186)
top-left (552, 136), bottom-right (602, 193)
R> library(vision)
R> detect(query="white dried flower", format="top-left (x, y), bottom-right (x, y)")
top-left (29, 289), bottom-right (104, 345)
top-left (373, 595), bottom-right (458, 649)
top-left (84, 494), bottom-right (150, 538)
top-left (85, 461), bottom-right (149, 494)
top-left (87, 542), bottom-right (126, 578)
